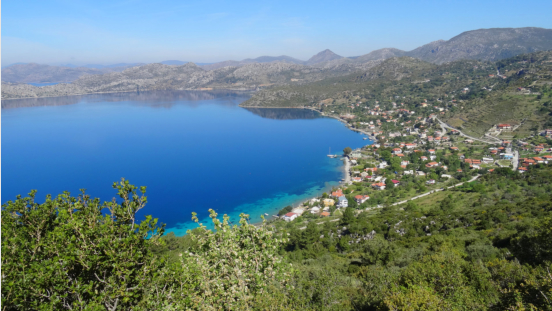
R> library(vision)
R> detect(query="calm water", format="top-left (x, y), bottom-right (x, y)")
top-left (28, 82), bottom-right (62, 87)
top-left (2, 91), bottom-right (370, 235)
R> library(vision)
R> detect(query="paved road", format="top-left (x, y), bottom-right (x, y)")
top-left (436, 117), bottom-right (501, 145)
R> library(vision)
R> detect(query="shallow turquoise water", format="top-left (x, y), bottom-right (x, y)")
top-left (2, 91), bottom-right (370, 235)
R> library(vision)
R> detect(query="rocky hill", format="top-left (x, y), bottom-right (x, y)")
top-left (3, 27), bottom-right (551, 100)
top-left (1, 63), bottom-right (142, 83)
top-left (1, 60), bottom-right (383, 99)
top-left (407, 27), bottom-right (552, 64)
top-left (305, 49), bottom-right (343, 65)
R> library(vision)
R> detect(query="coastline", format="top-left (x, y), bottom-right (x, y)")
top-left (1, 87), bottom-right (257, 101)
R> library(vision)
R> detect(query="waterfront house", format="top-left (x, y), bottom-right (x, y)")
top-left (323, 199), bottom-right (335, 207)
top-left (352, 177), bottom-right (362, 182)
top-left (283, 213), bottom-right (298, 222)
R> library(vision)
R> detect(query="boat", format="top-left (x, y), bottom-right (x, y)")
top-left (363, 137), bottom-right (368, 140)
top-left (327, 147), bottom-right (337, 158)
top-left (264, 213), bottom-right (269, 216)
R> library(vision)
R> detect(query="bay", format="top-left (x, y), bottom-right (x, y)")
top-left (1, 90), bottom-right (370, 235)
top-left (27, 82), bottom-right (62, 87)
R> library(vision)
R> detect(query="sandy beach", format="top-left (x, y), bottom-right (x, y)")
top-left (342, 157), bottom-right (351, 184)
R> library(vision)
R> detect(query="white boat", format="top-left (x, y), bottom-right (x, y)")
top-left (264, 213), bottom-right (269, 216)
top-left (363, 137), bottom-right (368, 140)
top-left (327, 147), bottom-right (336, 157)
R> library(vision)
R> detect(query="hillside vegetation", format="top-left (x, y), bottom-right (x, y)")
top-left (241, 51), bottom-right (552, 139)
top-left (3, 164), bottom-right (552, 310)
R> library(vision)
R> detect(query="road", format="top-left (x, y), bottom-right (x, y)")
top-left (512, 149), bottom-right (519, 170)
top-left (436, 117), bottom-right (501, 144)
top-left (364, 174), bottom-right (481, 211)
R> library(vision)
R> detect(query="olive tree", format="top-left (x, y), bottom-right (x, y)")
top-left (1, 179), bottom-right (165, 310)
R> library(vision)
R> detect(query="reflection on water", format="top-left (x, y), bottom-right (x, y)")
top-left (244, 108), bottom-right (321, 120)
top-left (2, 90), bottom-right (252, 110)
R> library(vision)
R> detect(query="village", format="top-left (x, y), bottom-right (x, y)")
top-left (277, 98), bottom-right (552, 223)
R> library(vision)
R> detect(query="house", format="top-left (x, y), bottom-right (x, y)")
top-left (378, 162), bottom-right (388, 169)
top-left (450, 146), bottom-right (459, 151)
top-left (396, 153), bottom-right (405, 157)
top-left (404, 170), bottom-right (414, 175)
top-left (401, 160), bottom-right (410, 166)
top-left (426, 162), bottom-right (439, 168)
top-left (405, 143), bottom-right (417, 149)
top-left (355, 195), bottom-right (370, 204)
top-left (371, 182), bottom-right (386, 190)
top-left (309, 198), bottom-right (320, 204)
top-left (350, 150), bottom-right (363, 158)
top-left (482, 157), bottom-right (494, 163)
top-left (533, 157), bottom-right (545, 163)
top-left (428, 149), bottom-right (436, 154)
top-left (442, 174), bottom-right (452, 178)
top-left (310, 206), bottom-right (321, 214)
top-left (352, 177), bottom-right (362, 182)
top-left (323, 199), bottom-right (335, 207)
top-left (420, 156), bottom-right (428, 161)
top-left (426, 179), bottom-right (436, 185)
top-left (320, 211), bottom-right (331, 217)
top-left (518, 167), bottom-right (528, 173)
top-left (283, 212), bottom-right (298, 222)
top-left (430, 155), bottom-right (437, 161)
top-left (392, 148), bottom-right (402, 154)
top-left (497, 124), bottom-right (512, 130)
top-left (331, 190), bottom-right (343, 197)
top-left (337, 196), bottom-right (348, 208)
top-left (391, 180), bottom-right (400, 187)
top-left (417, 171), bottom-right (426, 176)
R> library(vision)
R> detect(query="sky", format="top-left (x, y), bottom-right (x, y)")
top-left (2, 0), bottom-right (552, 66)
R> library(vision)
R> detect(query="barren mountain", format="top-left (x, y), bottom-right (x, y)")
top-left (1, 60), bottom-right (382, 99)
top-left (407, 27), bottom-right (552, 64)
top-left (200, 55), bottom-right (304, 71)
top-left (353, 48), bottom-right (408, 63)
top-left (1, 63), bottom-right (142, 83)
top-left (305, 49), bottom-right (343, 65)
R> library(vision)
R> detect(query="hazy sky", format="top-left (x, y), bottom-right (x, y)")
top-left (3, 0), bottom-right (552, 66)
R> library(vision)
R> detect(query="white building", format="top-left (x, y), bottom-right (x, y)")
top-left (283, 212), bottom-right (298, 221)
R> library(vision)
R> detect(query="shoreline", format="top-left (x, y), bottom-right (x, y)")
top-left (1, 87), bottom-right (257, 101)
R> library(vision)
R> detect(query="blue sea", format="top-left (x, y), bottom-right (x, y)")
top-left (1, 90), bottom-right (370, 235)
top-left (28, 82), bottom-right (62, 87)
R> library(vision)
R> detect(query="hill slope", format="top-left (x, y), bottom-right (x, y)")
top-left (407, 27), bottom-right (552, 64)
